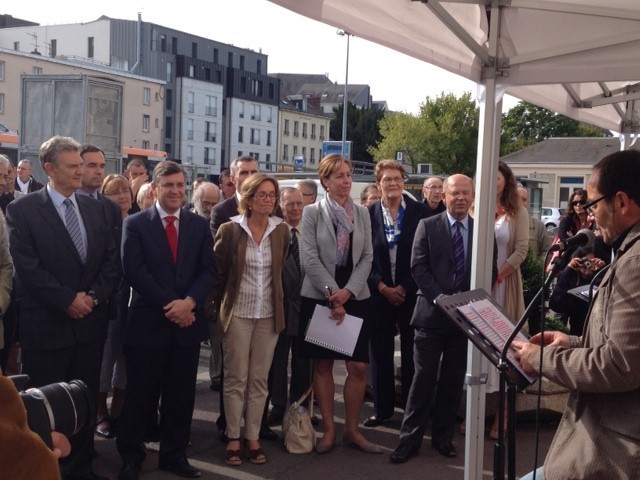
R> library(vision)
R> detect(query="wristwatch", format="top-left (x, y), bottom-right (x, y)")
top-left (88, 291), bottom-right (99, 307)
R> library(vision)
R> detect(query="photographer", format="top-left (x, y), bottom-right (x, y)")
top-left (0, 375), bottom-right (71, 480)
top-left (548, 246), bottom-right (608, 336)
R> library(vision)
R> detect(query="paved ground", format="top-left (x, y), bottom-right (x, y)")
top-left (94, 345), bottom-right (561, 480)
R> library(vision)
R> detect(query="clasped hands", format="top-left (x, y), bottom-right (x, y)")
top-left (66, 292), bottom-right (95, 320)
top-left (328, 288), bottom-right (352, 324)
top-left (512, 330), bottom-right (570, 374)
top-left (164, 297), bottom-right (196, 327)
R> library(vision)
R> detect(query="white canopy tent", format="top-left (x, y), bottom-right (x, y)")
top-left (267, 1), bottom-right (640, 478)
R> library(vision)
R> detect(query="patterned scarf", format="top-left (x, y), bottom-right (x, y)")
top-left (382, 198), bottom-right (405, 249)
top-left (325, 193), bottom-right (354, 266)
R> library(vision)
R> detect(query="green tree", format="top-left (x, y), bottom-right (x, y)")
top-left (330, 103), bottom-right (385, 163)
top-left (500, 101), bottom-right (607, 155)
top-left (369, 92), bottom-right (479, 176)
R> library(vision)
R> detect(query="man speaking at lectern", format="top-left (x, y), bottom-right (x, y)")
top-left (514, 150), bottom-right (640, 480)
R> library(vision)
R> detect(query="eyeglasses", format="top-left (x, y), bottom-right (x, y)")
top-left (254, 192), bottom-right (276, 200)
top-left (583, 192), bottom-right (612, 215)
top-left (380, 176), bottom-right (404, 184)
top-left (570, 199), bottom-right (587, 207)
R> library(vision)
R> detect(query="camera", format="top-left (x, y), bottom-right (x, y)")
top-left (9, 374), bottom-right (94, 449)
top-left (577, 259), bottom-right (592, 269)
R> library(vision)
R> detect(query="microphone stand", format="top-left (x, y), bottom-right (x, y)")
top-left (494, 249), bottom-right (566, 480)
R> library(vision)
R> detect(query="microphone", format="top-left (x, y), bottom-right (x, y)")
top-left (550, 228), bottom-right (595, 252)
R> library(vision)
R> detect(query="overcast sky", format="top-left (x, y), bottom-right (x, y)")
top-left (7, 0), bottom-right (518, 114)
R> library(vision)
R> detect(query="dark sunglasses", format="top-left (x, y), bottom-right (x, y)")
top-left (571, 199), bottom-right (587, 206)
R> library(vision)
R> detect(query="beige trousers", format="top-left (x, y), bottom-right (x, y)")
top-left (222, 315), bottom-right (278, 440)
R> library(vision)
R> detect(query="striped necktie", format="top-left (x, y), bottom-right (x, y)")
top-left (452, 221), bottom-right (465, 292)
top-left (63, 198), bottom-right (86, 263)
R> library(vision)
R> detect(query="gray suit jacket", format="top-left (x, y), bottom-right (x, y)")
top-left (300, 199), bottom-right (373, 301)
top-left (536, 220), bottom-right (640, 480)
top-left (282, 227), bottom-right (304, 336)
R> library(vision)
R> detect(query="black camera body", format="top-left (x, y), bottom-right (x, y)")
top-left (577, 258), bottom-right (592, 269)
top-left (9, 374), bottom-right (94, 449)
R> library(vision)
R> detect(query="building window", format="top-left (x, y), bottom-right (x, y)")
top-left (204, 147), bottom-right (216, 165)
top-left (13, 42), bottom-right (19, 51)
top-left (142, 140), bottom-right (150, 149)
top-left (0, 94), bottom-right (4, 114)
top-left (188, 92), bottom-right (194, 113)
top-left (239, 101), bottom-right (245, 118)
top-left (283, 144), bottom-right (289, 160)
top-left (293, 121), bottom-right (299, 137)
top-left (269, 83), bottom-right (275, 99)
top-left (250, 128), bottom-right (260, 145)
top-left (172, 37), bottom-right (178, 54)
top-left (206, 121), bottom-right (216, 142)
top-left (143, 115), bottom-right (150, 132)
top-left (166, 89), bottom-right (173, 110)
top-left (257, 59), bottom-right (262, 74)
top-left (240, 77), bottom-right (247, 94)
top-left (186, 145), bottom-right (193, 162)
top-left (50, 39), bottom-right (57, 58)
top-left (213, 48), bottom-right (219, 64)
top-left (240, 55), bottom-right (245, 70)
top-left (206, 95), bottom-right (217, 116)
top-left (320, 125), bottom-right (325, 140)
top-left (267, 131), bottom-right (271, 147)
top-left (267, 107), bottom-right (272, 123)
top-left (238, 126), bottom-right (244, 143)
top-left (228, 52), bottom-right (233, 67)
top-left (302, 147), bottom-right (306, 159)
top-left (187, 119), bottom-right (194, 140)
top-left (189, 65), bottom-right (195, 77)
top-left (310, 148), bottom-right (315, 163)
top-left (252, 104), bottom-right (261, 121)
top-left (160, 34), bottom-right (167, 52)
top-left (293, 146), bottom-right (298, 156)
top-left (166, 62), bottom-right (172, 83)
top-left (143, 87), bottom-right (150, 105)
top-left (284, 120), bottom-right (289, 135)
top-left (165, 116), bottom-right (172, 138)
top-left (87, 37), bottom-right (94, 58)
top-left (302, 123), bottom-right (307, 138)
top-left (192, 42), bottom-right (197, 58)
top-left (32, 66), bottom-right (42, 75)
top-left (155, 118), bottom-right (159, 128)
top-left (311, 124), bottom-right (316, 139)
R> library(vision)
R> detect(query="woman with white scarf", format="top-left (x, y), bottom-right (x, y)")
top-left (299, 154), bottom-right (381, 455)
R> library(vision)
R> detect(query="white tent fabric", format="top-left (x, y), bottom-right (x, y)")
top-left (269, 0), bottom-right (640, 133)
top-left (268, 1), bottom-right (640, 478)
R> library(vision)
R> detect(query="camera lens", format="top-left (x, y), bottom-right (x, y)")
top-left (25, 380), bottom-right (94, 437)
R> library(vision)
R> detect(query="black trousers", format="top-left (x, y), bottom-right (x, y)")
top-left (117, 342), bottom-right (200, 466)
top-left (397, 321), bottom-right (467, 448)
top-left (22, 341), bottom-right (104, 478)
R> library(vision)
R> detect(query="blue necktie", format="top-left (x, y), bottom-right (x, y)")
top-left (63, 198), bottom-right (86, 263)
top-left (452, 221), bottom-right (465, 292)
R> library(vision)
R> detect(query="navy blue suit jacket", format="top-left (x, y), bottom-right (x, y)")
top-left (122, 206), bottom-right (216, 348)
top-left (367, 195), bottom-right (429, 305)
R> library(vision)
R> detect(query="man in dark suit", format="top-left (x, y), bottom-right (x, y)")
top-left (366, 160), bottom-right (428, 427)
top-left (209, 155), bottom-right (258, 237)
top-left (422, 177), bottom-right (446, 217)
top-left (76, 143), bottom-right (124, 438)
top-left (6, 136), bottom-right (120, 480)
top-left (267, 187), bottom-right (311, 423)
top-left (116, 160), bottom-right (215, 480)
top-left (15, 159), bottom-right (45, 194)
top-left (390, 174), bottom-right (496, 463)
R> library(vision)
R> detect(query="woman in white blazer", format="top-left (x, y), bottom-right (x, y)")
top-left (299, 154), bottom-right (381, 455)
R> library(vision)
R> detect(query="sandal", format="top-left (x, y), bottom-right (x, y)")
top-left (248, 447), bottom-right (267, 464)
top-left (95, 416), bottom-right (114, 439)
top-left (244, 439), bottom-right (267, 464)
top-left (224, 449), bottom-right (242, 466)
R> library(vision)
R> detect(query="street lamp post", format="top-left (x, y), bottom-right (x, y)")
top-left (337, 30), bottom-right (350, 159)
